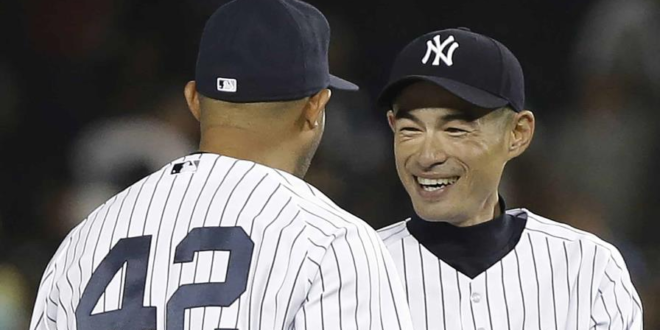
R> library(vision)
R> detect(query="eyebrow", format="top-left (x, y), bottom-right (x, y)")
top-left (394, 110), bottom-right (419, 121)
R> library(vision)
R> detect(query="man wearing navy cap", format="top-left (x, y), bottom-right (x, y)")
top-left (28, 1), bottom-right (414, 329)
top-left (377, 28), bottom-right (642, 330)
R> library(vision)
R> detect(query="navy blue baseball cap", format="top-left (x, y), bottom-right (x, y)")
top-left (195, 0), bottom-right (359, 103)
top-left (378, 28), bottom-right (525, 112)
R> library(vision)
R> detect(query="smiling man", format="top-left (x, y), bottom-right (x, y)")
top-left (377, 28), bottom-right (642, 330)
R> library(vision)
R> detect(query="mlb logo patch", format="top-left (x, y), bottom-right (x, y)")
top-left (217, 77), bottom-right (237, 92)
top-left (171, 160), bottom-right (200, 174)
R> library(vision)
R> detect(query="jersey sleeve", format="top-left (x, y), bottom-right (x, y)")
top-left (590, 250), bottom-right (643, 330)
top-left (294, 224), bottom-right (413, 330)
top-left (29, 230), bottom-right (76, 330)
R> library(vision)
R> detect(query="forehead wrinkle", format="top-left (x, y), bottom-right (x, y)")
top-left (395, 106), bottom-right (448, 122)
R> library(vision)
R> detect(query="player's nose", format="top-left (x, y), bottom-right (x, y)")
top-left (415, 136), bottom-right (448, 169)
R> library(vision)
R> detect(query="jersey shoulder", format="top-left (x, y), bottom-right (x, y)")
top-left (238, 159), bottom-right (382, 240)
top-left (183, 153), bottom-right (371, 235)
top-left (518, 208), bottom-right (627, 266)
top-left (377, 220), bottom-right (411, 247)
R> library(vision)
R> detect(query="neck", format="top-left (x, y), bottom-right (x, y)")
top-left (453, 192), bottom-right (502, 227)
top-left (199, 126), bottom-right (302, 177)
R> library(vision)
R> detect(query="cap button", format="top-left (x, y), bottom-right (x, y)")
top-left (457, 27), bottom-right (471, 31)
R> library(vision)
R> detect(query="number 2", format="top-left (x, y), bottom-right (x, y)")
top-left (75, 227), bottom-right (254, 330)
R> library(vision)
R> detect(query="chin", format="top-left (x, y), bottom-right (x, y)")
top-left (412, 202), bottom-right (459, 222)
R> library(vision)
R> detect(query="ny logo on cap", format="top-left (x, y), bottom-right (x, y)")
top-left (217, 77), bottom-right (237, 93)
top-left (422, 35), bottom-right (459, 67)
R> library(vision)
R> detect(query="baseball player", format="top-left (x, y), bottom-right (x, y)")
top-left (377, 28), bottom-right (642, 330)
top-left (28, 1), bottom-right (414, 330)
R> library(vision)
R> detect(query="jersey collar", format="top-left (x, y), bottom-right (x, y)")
top-left (406, 196), bottom-right (527, 279)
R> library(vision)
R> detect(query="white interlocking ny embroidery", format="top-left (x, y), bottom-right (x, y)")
top-left (422, 35), bottom-right (459, 67)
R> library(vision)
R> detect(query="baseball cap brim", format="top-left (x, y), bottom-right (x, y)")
top-left (329, 74), bottom-right (359, 91)
top-left (378, 75), bottom-right (510, 110)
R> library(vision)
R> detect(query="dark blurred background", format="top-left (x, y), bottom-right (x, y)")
top-left (1, 0), bottom-right (659, 328)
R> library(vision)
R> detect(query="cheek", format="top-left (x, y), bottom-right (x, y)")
top-left (473, 140), bottom-right (507, 165)
top-left (393, 141), bottom-right (415, 182)
top-left (392, 142), bottom-right (406, 170)
top-left (393, 139), bottom-right (417, 167)
top-left (454, 139), bottom-right (493, 162)
top-left (444, 142), bottom-right (491, 182)
top-left (460, 142), bottom-right (506, 184)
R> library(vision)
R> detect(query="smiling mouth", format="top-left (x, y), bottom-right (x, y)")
top-left (415, 176), bottom-right (460, 192)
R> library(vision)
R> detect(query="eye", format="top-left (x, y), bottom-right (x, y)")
top-left (400, 127), bottom-right (422, 133)
top-left (445, 127), bottom-right (468, 135)
top-left (397, 121), bottom-right (423, 132)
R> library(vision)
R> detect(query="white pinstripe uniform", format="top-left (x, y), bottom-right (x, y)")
top-left (30, 153), bottom-right (413, 330)
top-left (379, 208), bottom-right (643, 330)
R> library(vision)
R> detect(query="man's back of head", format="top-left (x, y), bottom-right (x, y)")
top-left (183, 0), bottom-right (358, 178)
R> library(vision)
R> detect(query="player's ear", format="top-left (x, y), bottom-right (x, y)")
top-left (184, 81), bottom-right (202, 122)
top-left (302, 88), bottom-right (331, 129)
top-left (507, 110), bottom-right (535, 159)
top-left (387, 110), bottom-right (397, 133)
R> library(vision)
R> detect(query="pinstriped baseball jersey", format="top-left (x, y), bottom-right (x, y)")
top-left (378, 208), bottom-right (642, 330)
top-left (30, 153), bottom-right (413, 330)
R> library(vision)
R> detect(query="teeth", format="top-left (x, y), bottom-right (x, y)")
top-left (416, 176), bottom-right (459, 192)
top-left (422, 186), bottom-right (443, 192)
top-left (416, 177), bottom-right (459, 186)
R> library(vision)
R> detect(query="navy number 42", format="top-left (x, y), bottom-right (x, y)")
top-left (75, 227), bottom-right (254, 330)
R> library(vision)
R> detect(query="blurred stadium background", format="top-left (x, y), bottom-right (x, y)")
top-left (1, 0), bottom-right (659, 328)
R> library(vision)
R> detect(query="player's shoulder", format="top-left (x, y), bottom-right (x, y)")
top-left (180, 152), bottom-right (312, 196)
top-left (68, 153), bottom-right (219, 227)
top-left (517, 208), bottom-right (627, 265)
top-left (243, 160), bottom-right (379, 235)
top-left (377, 219), bottom-right (412, 247)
